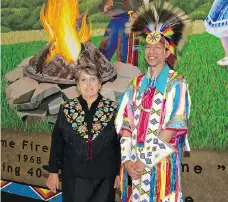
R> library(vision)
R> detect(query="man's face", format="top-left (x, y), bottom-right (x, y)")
top-left (145, 42), bottom-right (171, 67)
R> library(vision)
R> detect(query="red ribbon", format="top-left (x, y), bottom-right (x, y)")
top-left (156, 162), bottom-right (161, 202)
top-left (165, 158), bottom-right (171, 197)
top-left (137, 88), bottom-right (156, 145)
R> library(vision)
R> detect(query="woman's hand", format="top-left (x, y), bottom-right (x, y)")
top-left (114, 175), bottom-right (120, 189)
top-left (47, 173), bottom-right (59, 193)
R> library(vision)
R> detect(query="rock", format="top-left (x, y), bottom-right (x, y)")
top-left (17, 101), bottom-right (41, 111)
top-left (31, 83), bottom-right (61, 103)
top-left (5, 57), bottom-right (33, 83)
top-left (40, 93), bottom-right (63, 110)
top-left (48, 97), bottom-right (64, 115)
top-left (62, 86), bottom-right (80, 99)
top-left (100, 88), bottom-right (116, 101)
top-left (5, 77), bottom-right (38, 104)
top-left (102, 77), bottom-right (131, 94)
top-left (14, 84), bottom-right (61, 111)
top-left (18, 56), bottom-right (33, 68)
top-left (17, 93), bottom-right (63, 123)
top-left (17, 92), bottom-right (62, 111)
top-left (114, 61), bottom-right (141, 79)
top-left (47, 114), bottom-right (58, 124)
top-left (5, 66), bottom-right (24, 83)
top-left (17, 109), bottom-right (47, 123)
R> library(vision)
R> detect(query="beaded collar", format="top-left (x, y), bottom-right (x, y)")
top-left (62, 96), bottom-right (118, 141)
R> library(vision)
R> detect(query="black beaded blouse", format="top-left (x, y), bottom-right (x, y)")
top-left (44, 94), bottom-right (121, 179)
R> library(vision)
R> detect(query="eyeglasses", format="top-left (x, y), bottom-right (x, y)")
top-left (79, 77), bottom-right (98, 84)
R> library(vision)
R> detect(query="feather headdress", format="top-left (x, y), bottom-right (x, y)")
top-left (125, 0), bottom-right (191, 54)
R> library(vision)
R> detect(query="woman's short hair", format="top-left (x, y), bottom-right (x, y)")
top-left (74, 64), bottom-right (102, 84)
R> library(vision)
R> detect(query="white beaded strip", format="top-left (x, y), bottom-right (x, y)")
top-left (120, 136), bottom-right (132, 164)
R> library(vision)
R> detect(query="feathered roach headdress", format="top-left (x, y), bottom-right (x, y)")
top-left (125, 0), bottom-right (191, 65)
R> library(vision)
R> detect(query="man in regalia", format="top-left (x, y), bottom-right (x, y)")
top-left (116, 1), bottom-right (191, 201)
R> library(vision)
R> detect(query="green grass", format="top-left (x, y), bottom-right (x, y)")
top-left (91, 22), bottom-right (109, 29)
top-left (1, 33), bottom-right (228, 150)
top-left (176, 33), bottom-right (228, 151)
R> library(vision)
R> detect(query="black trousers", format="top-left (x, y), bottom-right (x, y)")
top-left (62, 175), bottom-right (116, 202)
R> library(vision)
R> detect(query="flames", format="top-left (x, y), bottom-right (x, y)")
top-left (40, 0), bottom-right (92, 64)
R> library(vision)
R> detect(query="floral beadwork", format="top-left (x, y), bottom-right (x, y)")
top-left (91, 97), bottom-right (118, 139)
top-left (62, 97), bottom-right (118, 141)
top-left (63, 98), bottom-right (88, 139)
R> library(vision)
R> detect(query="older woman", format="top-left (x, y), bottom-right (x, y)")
top-left (44, 64), bottom-right (120, 202)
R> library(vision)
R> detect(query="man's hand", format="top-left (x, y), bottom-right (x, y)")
top-left (123, 161), bottom-right (141, 180)
top-left (47, 173), bottom-right (59, 193)
top-left (114, 175), bottom-right (120, 189)
top-left (135, 160), bottom-right (145, 175)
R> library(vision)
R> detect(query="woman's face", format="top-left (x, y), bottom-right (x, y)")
top-left (77, 71), bottom-right (101, 98)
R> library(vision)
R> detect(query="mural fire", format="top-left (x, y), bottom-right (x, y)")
top-left (24, 0), bottom-right (117, 84)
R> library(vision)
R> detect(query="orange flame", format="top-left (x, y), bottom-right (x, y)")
top-left (40, 0), bottom-right (92, 64)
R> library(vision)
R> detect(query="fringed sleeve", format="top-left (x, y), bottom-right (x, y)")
top-left (162, 77), bottom-right (191, 153)
top-left (163, 78), bottom-right (191, 136)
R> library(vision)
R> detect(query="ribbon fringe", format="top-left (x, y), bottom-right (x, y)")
top-left (120, 152), bottom-right (180, 202)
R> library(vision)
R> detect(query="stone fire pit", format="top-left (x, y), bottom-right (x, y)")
top-left (5, 58), bottom-right (141, 123)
